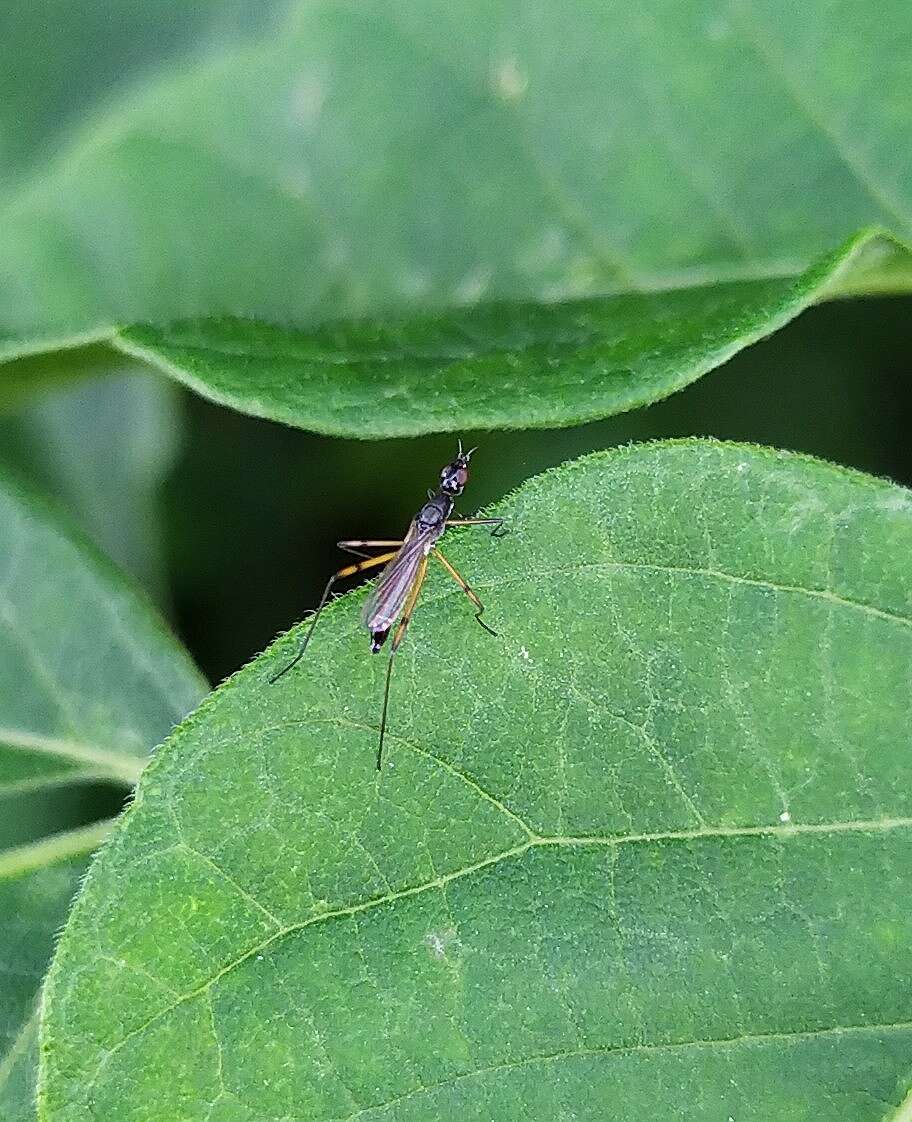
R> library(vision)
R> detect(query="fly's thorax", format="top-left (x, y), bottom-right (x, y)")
top-left (416, 494), bottom-right (453, 535)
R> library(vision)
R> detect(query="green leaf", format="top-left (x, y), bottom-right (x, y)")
top-left (113, 229), bottom-right (909, 437)
top-left (39, 441), bottom-right (912, 1121)
top-left (2, 3), bottom-right (912, 423)
top-left (0, 824), bottom-right (111, 1122)
top-left (0, 364), bottom-right (182, 595)
top-left (0, 468), bottom-right (206, 795)
top-left (0, 469), bottom-right (207, 1118)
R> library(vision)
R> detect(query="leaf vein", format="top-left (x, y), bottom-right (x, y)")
top-left (329, 1019), bottom-right (912, 1122)
top-left (733, 6), bottom-right (912, 231)
top-left (334, 717), bottom-right (535, 838)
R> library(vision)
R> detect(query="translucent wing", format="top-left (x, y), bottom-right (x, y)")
top-left (362, 526), bottom-right (434, 633)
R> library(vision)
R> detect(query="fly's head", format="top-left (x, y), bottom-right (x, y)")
top-left (439, 441), bottom-right (477, 496)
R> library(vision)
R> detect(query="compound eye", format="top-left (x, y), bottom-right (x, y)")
top-left (455, 467), bottom-right (469, 487)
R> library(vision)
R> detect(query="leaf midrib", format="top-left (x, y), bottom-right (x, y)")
top-left (0, 1004), bottom-right (37, 1101)
top-left (0, 727), bottom-right (144, 786)
top-left (0, 818), bottom-right (116, 879)
top-left (80, 814), bottom-right (912, 1083)
top-left (734, 5), bottom-right (912, 231)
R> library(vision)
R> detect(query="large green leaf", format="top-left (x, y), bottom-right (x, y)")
top-left (0, 469), bottom-right (207, 1118)
top-left (39, 441), bottom-right (912, 1121)
top-left (2, 1), bottom-right (912, 432)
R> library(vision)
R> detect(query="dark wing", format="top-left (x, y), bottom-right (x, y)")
top-left (362, 527), bottom-right (434, 632)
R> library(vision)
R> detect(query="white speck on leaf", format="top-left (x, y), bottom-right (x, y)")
top-left (492, 57), bottom-right (529, 101)
top-left (706, 15), bottom-right (731, 41)
top-left (424, 927), bottom-right (459, 959)
top-left (779, 810), bottom-right (791, 823)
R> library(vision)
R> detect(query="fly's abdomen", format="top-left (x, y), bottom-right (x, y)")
top-left (361, 532), bottom-right (431, 636)
top-left (370, 627), bottom-right (390, 652)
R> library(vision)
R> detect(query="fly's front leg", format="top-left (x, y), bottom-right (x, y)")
top-left (445, 517), bottom-right (508, 538)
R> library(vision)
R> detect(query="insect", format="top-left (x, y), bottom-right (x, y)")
top-left (270, 442), bottom-right (506, 768)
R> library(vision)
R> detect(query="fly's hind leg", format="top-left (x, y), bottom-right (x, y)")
top-left (433, 549), bottom-right (497, 637)
top-left (337, 539), bottom-right (404, 560)
top-left (269, 549), bottom-right (399, 683)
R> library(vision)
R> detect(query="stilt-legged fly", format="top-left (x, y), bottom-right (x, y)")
top-left (270, 442), bottom-right (506, 768)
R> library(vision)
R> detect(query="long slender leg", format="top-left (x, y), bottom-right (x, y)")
top-left (337, 539), bottom-right (404, 560)
top-left (433, 549), bottom-right (497, 636)
top-left (377, 555), bottom-right (429, 770)
top-left (445, 517), bottom-right (508, 537)
top-left (269, 550), bottom-right (398, 684)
